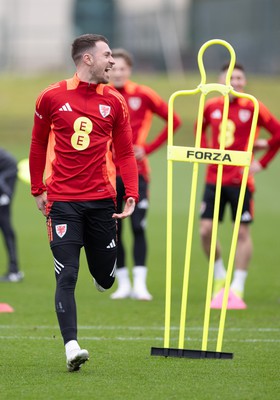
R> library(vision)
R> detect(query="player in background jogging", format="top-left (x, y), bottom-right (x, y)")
top-left (29, 34), bottom-right (138, 372)
top-left (198, 62), bottom-right (280, 306)
top-left (109, 48), bottom-right (181, 300)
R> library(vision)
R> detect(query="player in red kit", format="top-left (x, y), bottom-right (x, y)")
top-left (29, 34), bottom-right (138, 372)
top-left (199, 63), bottom-right (280, 307)
top-left (109, 48), bottom-right (181, 300)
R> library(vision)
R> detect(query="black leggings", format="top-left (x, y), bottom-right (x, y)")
top-left (0, 204), bottom-right (18, 273)
top-left (47, 200), bottom-right (117, 344)
top-left (116, 175), bottom-right (148, 268)
top-left (0, 175), bottom-right (18, 273)
top-left (52, 242), bottom-right (116, 344)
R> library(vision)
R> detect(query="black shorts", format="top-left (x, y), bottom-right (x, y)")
top-left (46, 199), bottom-right (117, 248)
top-left (200, 184), bottom-right (254, 223)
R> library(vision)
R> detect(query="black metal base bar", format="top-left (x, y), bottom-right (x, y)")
top-left (151, 347), bottom-right (233, 359)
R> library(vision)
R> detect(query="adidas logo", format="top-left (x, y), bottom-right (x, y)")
top-left (106, 239), bottom-right (116, 249)
top-left (241, 211), bottom-right (252, 222)
top-left (59, 102), bottom-right (72, 111)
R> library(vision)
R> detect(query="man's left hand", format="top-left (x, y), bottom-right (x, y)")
top-left (134, 145), bottom-right (145, 160)
top-left (250, 160), bottom-right (263, 174)
top-left (112, 197), bottom-right (136, 219)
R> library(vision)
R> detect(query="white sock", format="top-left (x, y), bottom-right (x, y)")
top-left (133, 266), bottom-right (148, 289)
top-left (116, 267), bottom-right (131, 288)
top-left (230, 270), bottom-right (248, 293)
top-left (214, 258), bottom-right (226, 279)
top-left (65, 340), bottom-right (80, 357)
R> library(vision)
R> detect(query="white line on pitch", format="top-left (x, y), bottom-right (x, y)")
top-left (0, 335), bottom-right (280, 343)
top-left (0, 325), bottom-right (280, 332)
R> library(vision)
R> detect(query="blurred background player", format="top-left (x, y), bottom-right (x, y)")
top-left (198, 63), bottom-right (280, 306)
top-left (109, 48), bottom-right (181, 300)
top-left (0, 148), bottom-right (23, 282)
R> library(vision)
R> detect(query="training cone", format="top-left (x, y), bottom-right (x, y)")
top-left (211, 289), bottom-right (247, 310)
top-left (0, 303), bottom-right (14, 313)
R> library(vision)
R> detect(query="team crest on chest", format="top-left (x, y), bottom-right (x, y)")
top-left (238, 109), bottom-right (251, 122)
top-left (99, 104), bottom-right (111, 118)
top-left (211, 109), bottom-right (222, 119)
top-left (55, 224), bottom-right (67, 238)
top-left (128, 97), bottom-right (142, 110)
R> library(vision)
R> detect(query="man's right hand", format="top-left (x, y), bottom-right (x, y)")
top-left (35, 192), bottom-right (48, 216)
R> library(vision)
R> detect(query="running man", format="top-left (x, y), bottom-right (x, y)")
top-left (29, 34), bottom-right (138, 372)
top-left (198, 63), bottom-right (280, 306)
top-left (109, 48), bottom-right (181, 300)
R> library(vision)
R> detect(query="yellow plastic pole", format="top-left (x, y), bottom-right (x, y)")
top-left (178, 92), bottom-right (206, 349)
top-left (216, 92), bottom-right (259, 352)
top-left (195, 39), bottom-right (236, 352)
top-left (164, 88), bottom-right (200, 349)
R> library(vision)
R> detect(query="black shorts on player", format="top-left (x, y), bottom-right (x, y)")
top-left (200, 184), bottom-right (254, 223)
top-left (47, 199), bottom-right (117, 288)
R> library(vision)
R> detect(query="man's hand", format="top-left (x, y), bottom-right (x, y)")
top-left (112, 197), bottom-right (136, 219)
top-left (253, 138), bottom-right (268, 151)
top-left (35, 192), bottom-right (48, 216)
top-left (133, 145), bottom-right (146, 160)
top-left (250, 160), bottom-right (263, 174)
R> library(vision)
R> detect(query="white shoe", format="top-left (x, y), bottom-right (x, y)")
top-left (93, 278), bottom-right (106, 292)
top-left (131, 287), bottom-right (153, 301)
top-left (0, 271), bottom-right (24, 282)
top-left (66, 349), bottom-right (89, 372)
top-left (110, 285), bottom-right (131, 299)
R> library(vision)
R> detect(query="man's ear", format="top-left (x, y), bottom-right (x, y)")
top-left (83, 53), bottom-right (93, 66)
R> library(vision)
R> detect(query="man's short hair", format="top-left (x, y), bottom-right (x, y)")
top-left (111, 48), bottom-right (133, 67)
top-left (71, 34), bottom-right (109, 65)
top-left (221, 62), bottom-right (245, 72)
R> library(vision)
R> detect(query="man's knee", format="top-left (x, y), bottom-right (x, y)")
top-left (56, 266), bottom-right (78, 290)
top-left (52, 245), bottom-right (80, 290)
top-left (87, 248), bottom-right (117, 289)
top-left (97, 275), bottom-right (115, 290)
top-left (238, 224), bottom-right (250, 242)
top-left (199, 219), bottom-right (213, 241)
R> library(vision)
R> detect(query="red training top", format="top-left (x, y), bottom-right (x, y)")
top-left (200, 96), bottom-right (280, 192)
top-left (113, 80), bottom-right (181, 182)
top-left (29, 74), bottom-right (139, 202)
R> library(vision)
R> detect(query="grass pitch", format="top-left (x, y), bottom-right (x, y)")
top-left (0, 72), bottom-right (279, 399)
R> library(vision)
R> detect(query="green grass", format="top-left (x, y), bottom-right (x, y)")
top-left (0, 72), bottom-right (280, 399)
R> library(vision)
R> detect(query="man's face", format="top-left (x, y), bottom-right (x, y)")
top-left (86, 41), bottom-right (115, 84)
top-left (109, 57), bottom-right (132, 88)
top-left (219, 68), bottom-right (247, 94)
